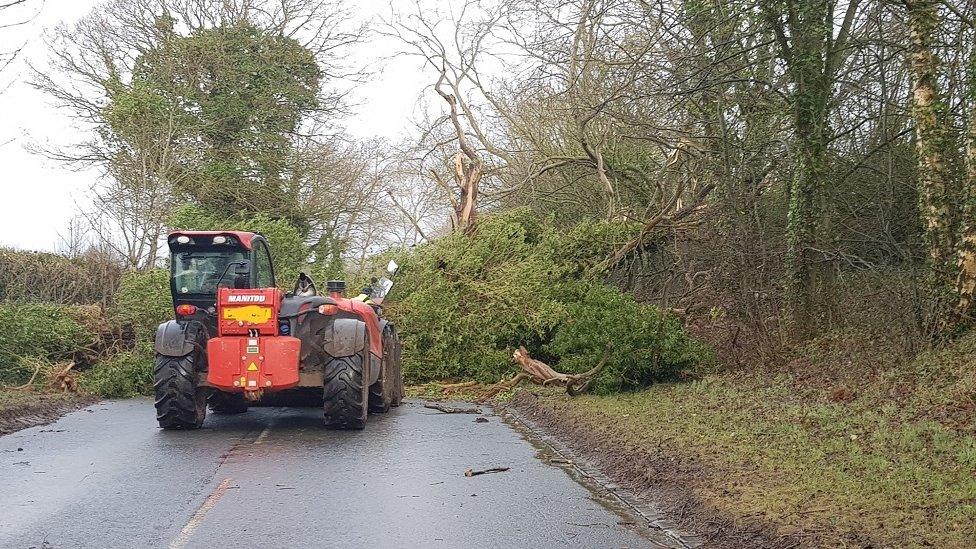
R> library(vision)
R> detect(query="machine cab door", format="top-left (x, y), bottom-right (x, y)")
top-left (253, 239), bottom-right (276, 289)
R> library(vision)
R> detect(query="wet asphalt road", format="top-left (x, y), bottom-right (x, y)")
top-left (0, 399), bottom-right (659, 548)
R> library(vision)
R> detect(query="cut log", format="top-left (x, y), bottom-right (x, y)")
top-left (51, 362), bottom-right (78, 393)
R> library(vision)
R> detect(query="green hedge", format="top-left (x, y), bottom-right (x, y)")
top-left (69, 269), bottom-right (175, 396)
top-left (78, 350), bottom-right (153, 398)
top-left (0, 302), bottom-right (99, 384)
top-left (111, 268), bottom-right (172, 354)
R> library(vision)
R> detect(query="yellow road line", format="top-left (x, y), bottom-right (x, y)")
top-left (169, 477), bottom-right (232, 549)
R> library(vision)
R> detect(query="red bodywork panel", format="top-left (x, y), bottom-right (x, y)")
top-left (209, 287), bottom-right (300, 392)
top-left (207, 285), bottom-right (385, 393)
top-left (208, 336), bottom-right (300, 391)
top-left (168, 230), bottom-right (258, 250)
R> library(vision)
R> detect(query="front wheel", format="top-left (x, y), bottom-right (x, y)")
top-left (154, 349), bottom-right (207, 430)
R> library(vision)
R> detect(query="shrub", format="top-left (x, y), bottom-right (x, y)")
top-left (384, 208), bottom-right (711, 390)
top-left (0, 302), bottom-right (97, 384)
top-left (0, 247), bottom-right (122, 305)
top-left (111, 269), bottom-right (172, 353)
top-left (547, 282), bottom-right (711, 392)
top-left (78, 350), bottom-right (153, 398)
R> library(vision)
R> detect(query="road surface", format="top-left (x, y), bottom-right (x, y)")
top-left (0, 399), bottom-right (668, 548)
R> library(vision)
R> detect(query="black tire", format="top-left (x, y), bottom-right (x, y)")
top-left (154, 347), bottom-right (207, 430)
top-left (368, 329), bottom-right (397, 413)
top-left (207, 391), bottom-right (248, 414)
top-left (323, 353), bottom-right (368, 430)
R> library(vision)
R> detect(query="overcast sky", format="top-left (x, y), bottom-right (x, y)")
top-left (0, 0), bottom-right (433, 252)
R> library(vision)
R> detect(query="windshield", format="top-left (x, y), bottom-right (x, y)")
top-left (173, 250), bottom-right (248, 295)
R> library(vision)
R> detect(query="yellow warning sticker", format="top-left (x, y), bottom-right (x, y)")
top-left (247, 362), bottom-right (259, 371)
top-left (239, 376), bottom-right (246, 384)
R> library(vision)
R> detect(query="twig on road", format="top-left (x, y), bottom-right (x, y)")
top-left (424, 402), bottom-right (481, 414)
top-left (464, 467), bottom-right (510, 477)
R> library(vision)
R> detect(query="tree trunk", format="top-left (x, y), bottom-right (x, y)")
top-left (787, 102), bottom-right (831, 335)
top-left (907, 0), bottom-right (958, 326)
top-left (954, 50), bottom-right (976, 321)
top-left (435, 70), bottom-right (482, 236)
top-left (778, 0), bottom-right (835, 337)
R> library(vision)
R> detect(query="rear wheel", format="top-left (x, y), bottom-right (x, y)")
top-left (154, 346), bottom-right (207, 430)
top-left (323, 352), bottom-right (368, 430)
top-left (207, 391), bottom-right (248, 414)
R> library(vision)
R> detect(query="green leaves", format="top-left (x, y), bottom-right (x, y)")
top-left (0, 303), bottom-right (97, 385)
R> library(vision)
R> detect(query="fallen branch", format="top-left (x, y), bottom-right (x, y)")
top-left (424, 402), bottom-right (481, 414)
top-left (464, 467), bottom-right (510, 477)
top-left (476, 345), bottom-right (612, 402)
top-left (437, 380), bottom-right (478, 392)
top-left (4, 361), bottom-right (41, 390)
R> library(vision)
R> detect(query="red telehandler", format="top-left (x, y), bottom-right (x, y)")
top-left (153, 231), bottom-right (404, 430)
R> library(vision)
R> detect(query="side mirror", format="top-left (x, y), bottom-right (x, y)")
top-left (234, 260), bottom-right (251, 275)
top-left (387, 260), bottom-right (399, 276)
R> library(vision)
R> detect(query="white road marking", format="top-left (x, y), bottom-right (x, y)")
top-left (169, 477), bottom-right (233, 549)
top-left (253, 424), bottom-right (272, 445)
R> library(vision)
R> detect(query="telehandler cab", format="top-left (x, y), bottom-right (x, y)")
top-left (154, 230), bottom-right (404, 430)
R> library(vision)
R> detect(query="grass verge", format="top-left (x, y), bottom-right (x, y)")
top-left (510, 334), bottom-right (976, 548)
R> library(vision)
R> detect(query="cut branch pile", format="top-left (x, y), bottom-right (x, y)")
top-left (475, 345), bottom-right (612, 402)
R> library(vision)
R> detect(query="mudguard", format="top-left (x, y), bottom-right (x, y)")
top-left (280, 295), bottom-right (329, 318)
top-left (155, 320), bottom-right (203, 357)
top-left (323, 318), bottom-right (368, 358)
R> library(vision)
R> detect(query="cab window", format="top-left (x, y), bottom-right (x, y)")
top-left (173, 250), bottom-right (246, 295)
top-left (254, 241), bottom-right (275, 288)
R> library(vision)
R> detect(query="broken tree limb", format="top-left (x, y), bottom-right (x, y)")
top-left (4, 360), bottom-right (41, 390)
top-left (464, 467), bottom-right (510, 477)
top-left (424, 402), bottom-right (481, 414)
top-left (437, 380), bottom-right (478, 392)
top-left (475, 345), bottom-right (612, 402)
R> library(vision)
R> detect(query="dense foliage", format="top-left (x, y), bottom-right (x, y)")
top-left (386, 209), bottom-right (711, 390)
top-left (0, 248), bottom-right (122, 305)
top-left (0, 303), bottom-right (98, 384)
